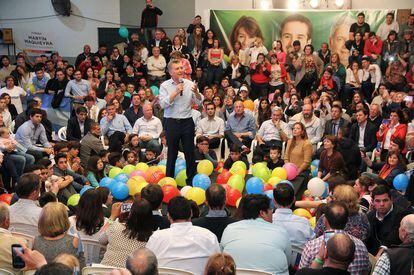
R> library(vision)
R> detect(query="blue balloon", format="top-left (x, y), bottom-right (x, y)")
top-left (174, 165), bottom-right (186, 177)
top-left (111, 183), bottom-right (129, 200)
top-left (150, 85), bottom-right (159, 96)
top-left (246, 177), bottom-right (264, 194)
top-left (321, 182), bottom-right (329, 198)
top-left (159, 159), bottom-right (167, 166)
top-left (264, 190), bottom-right (275, 209)
top-left (118, 27), bottom-right (129, 38)
top-left (100, 177), bottom-right (115, 188)
top-left (279, 180), bottom-right (294, 189)
top-left (311, 169), bottom-right (318, 178)
top-left (393, 174), bottom-right (409, 191)
top-left (311, 159), bottom-right (320, 168)
top-left (80, 185), bottom-right (94, 196)
top-left (192, 174), bottom-right (211, 190)
top-left (114, 173), bottom-right (129, 184)
top-left (176, 158), bottom-right (186, 167)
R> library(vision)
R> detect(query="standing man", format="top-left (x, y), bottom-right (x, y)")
top-left (64, 69), bottom-right (91, 110)
top-left (159, 59), bottom-right (203, 186)
top-left (141, 0), bottom-right (163, 43)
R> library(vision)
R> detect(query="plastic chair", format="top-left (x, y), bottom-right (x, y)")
top-left (82, 239), bottom-right (106, 266)
top-left (11, 232), bottom-right (35, 249)
top-left (236, 268), bottom-right (272, 275)
top-left (58, 126), bottom-right (67, 141)
top-left (0, 268), bottom-right (15, 275)
top-left (158, 267), bottom-right (195, 275)
top-left (82, 266), bottom-right (116, 275)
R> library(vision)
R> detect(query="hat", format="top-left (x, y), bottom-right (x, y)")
top-left (239, 86), bottom-right (249, 93)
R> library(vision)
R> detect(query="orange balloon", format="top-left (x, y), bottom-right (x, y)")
top-left (243, 99), bottom-right (255, 111)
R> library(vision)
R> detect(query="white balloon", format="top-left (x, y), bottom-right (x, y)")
top-left (307, 177), bottom-right (325, 197)
top-left (180, 186), bottom-right (192, 197)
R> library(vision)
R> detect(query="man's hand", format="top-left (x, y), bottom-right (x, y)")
top-left (234, 133), bottom-right (241, 138)
top-left (44, 148), bottom-right (54, 155)
top-left (110, 202), bottom-right (122, 220)
top-left (191, 83), bottom-right (198, 93)
top-left (16, 243), bottom-right (47, 270)
top-left (6, 143), bottom-right (14, 152)
top-left (75, 95), bottom-right (84, 100)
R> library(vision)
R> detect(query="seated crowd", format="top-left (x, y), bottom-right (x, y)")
top-left (1, 8), bottom-right (414, 275)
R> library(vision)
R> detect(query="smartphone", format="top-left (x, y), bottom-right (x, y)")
top-left (324, 231), bottom-right (335, 244)
top-left (11, 244), bottom-right (25, 269)
top-left (121, 202), bottom-right (132, 213)
top-left (382, 119), bottom-right (390, 125)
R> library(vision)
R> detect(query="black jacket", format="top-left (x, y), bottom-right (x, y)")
top-left (147, 39), bottom-right (171, 59)
top-left (192, 215), bottom-right (237, 242)
top-left (66, 116), bottom-right (93, 141)
top-left (124, 106), bottom-right (143, 128)
top-left (323, 118), bottom-right (350, 137)
top-left (349, 121), bottom-right (378, 152)
top-left (140, 6), bottom-right (163, 28)
top-left (337, 137), bottom-right (361, 180)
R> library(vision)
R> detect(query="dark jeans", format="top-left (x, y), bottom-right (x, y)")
top-left (291, 170), bottom-right (310, 200)
top-left (206, 65), bottom-right (223, 86)
top-left (165, 118), bottom-right (196, 186)
top-left (26, 149), bottom-right (48, 162)
top-left (361, 81), bottom-right (374, 103)
top-left (109, 131), bottom-right (126, 152)
top-left (297, 75), bottom-right (317, 99)
top-left (250, 81), bottom-right (269, 101)
top-left (225, 130), bottom-right (253, 151)
top-left (208, 137), bottom-right (221, 149)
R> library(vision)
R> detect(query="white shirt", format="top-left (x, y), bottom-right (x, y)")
top-left (0, 86), bottom-right (27, 114)
top-left (132, 115), bottom-right (163, 138)
top-left (362, 64), bottom-right (382, 89)
top-left (345, 68), bottom-right (363, 85)
top-left (258, 119), bottom-right (292, 142)
top-left (196, 116), bottom-right (225, 137)
top-left (146, 222), bottom-right (220, 275)
top-left (1, 110), bottom-right (12, 129)
top-left (358, 121), bottom-right (367, 148)
top-left (376, 21), bottom-right (400, 41)
top-left (9, 199), bottom-right (42, 237)
top-left (147, 55), bottom-right (166, 77)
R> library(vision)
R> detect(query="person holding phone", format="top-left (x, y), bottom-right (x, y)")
top-left (376, 109), bottom-right (407, 159)
top-left (0, 202), bottom-right (28, 273)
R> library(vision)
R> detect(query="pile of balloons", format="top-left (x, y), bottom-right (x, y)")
top-left (307, 177), bottom-right (328, 198)
top-left (310, 159), bottom-right (320, 178)
top-left (293, 208), bottom-right (316, 229)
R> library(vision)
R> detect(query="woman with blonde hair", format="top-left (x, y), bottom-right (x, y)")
top-left (204, 253), bottom-right (236, 275)
top-left (54, 253), bottom-right (80, 273)
top-left (33, 202), bottom-right (85, 266)
top-left (313, 184), bottom-right (370, 242)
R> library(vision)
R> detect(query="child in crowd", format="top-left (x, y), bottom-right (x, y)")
top-left (158, 131), bottom-right (168, 161)
top-left (123, 150), bottom-right (138, 166)
top-left (97, 186), bottom-right (113, 218)
top-left (223, 144), bottom-right (250, 170)
top-left (67, 140), bottom-right (84, 175)
top-left (266, 146), bottom-right (285, 170)
top-left (99, 149), bottom-right (111, 176)
top-left (86, 156), bottom-right (105, 187)
top-left (106, 152), bottom-right (123, 176)
top-left (144, 148), bottom-right (159, 166)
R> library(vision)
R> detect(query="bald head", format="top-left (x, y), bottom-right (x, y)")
top-left (143, 104), bottom-right (153, 119)
top-left (327, 233), bottom-right (355, 266)
top-left (126, 248), bottom-right (158, 275)
top-left (400, 214), bottom-right (414, 242)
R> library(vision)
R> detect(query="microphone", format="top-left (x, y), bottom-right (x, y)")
top-left (179, 78), bottom-right (184, 96)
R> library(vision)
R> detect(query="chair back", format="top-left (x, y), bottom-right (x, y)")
top-left (0, 268), bottom-right (15, 275)
top-left (58, 126), bottom-right (67, 141)
top-left (158, 267), bottom-right (195, 275)
top-left (82, 266), bottom-right (116, 275)
top-left (11, 232), bottom-right (35, 249)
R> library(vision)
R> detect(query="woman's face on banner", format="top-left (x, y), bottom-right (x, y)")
top-left (237, 27), bottom-right (256, 50)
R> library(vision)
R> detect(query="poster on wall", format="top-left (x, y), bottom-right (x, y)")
top-left (14, 30), bottom-right (56, 56)
top-left (210, 9), bottom-right (393, 66)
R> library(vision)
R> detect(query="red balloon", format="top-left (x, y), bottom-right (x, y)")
top-left (146, 170), bottom-right (166, 184)
top-left (0, 194), bottom-right (12, 205)
top-left (162, 185), bottom-right (180, 203)
top-left (217, 170), bottom-right (232, 184)
top-left (226, 187), bottom-right (242, 207)
top-left (263, 183), bottom-right (274, 191)
top-left (215, 161), bottom-right (224, 172)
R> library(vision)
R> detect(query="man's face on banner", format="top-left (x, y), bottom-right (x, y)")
top-left (329, 23), bottom-right (350, 66)
top-left (281, 21), bottom-right (311, 52)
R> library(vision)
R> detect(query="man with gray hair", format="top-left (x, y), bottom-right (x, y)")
top-left (0, 202), bottom-right (28, 273)
top-left (132, 103), bottom-right (163, 153)
top-left (126, 248), bottom-right (158, 275)
top-left (372, 214), bottom-right (414, 275)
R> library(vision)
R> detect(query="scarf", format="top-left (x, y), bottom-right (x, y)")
top-left (231, 63), bottom-right (240, 79)
top-left (379, 164), bottom-right (396, 180)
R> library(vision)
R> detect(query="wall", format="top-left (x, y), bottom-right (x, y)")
top-left (120, 0), bottom-right (195, 39)
top-left (0, 0), bottom-right (120, 58)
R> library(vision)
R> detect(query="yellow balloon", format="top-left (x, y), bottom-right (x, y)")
top-left (197, 160), bottom-right (214, 176)
top-left (268, 177), bottom-right (282, 187)
top-left (158, 165), bottom-right (166, 174)
top-left (127, 177), bottom-right (148, 196)
top-left (229, 165), bottom-right (246, 178)
top-left (236, 197), bottom-right (242, 208)
top-left (293, 208), bottom-right (312, 219)
top-left (232, 160), bottom-right (247, 170)
top-left (309, 216), bottom-right (316, 229)
top-left (272, 167), bottom-right (287, 180)
top-left (135, 162), bottom-right (149, 172)
top-left (158, 177), bottom-right (177, 187)
top-left (186, 187), bottom-right (206, 205)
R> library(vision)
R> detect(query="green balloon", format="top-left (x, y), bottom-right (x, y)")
top-left (122, 165), bottom-right (135, 175)
top-left (109, 167), bottom-right (123, 178)
top-left (67, 194), bottom-right (80, 206)
top-left (176, 169), bottom-right (187, 187)
top-left (253, 167), bottom-right (271, 182)
top-left (232, 160), bottom-right (247, 171)
top-left (227, 174), bottom-right (245, 193)
top-left (251, 162), bottom-right (267, 175)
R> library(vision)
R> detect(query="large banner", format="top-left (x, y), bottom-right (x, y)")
top-left (14, 30), bottom-right (56, 56)
top-left (210, 9), bottom-right (393, 65)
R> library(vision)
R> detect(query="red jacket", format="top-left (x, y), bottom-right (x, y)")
top-left (376, 123), bottom-right (407, 149)
top-left (250, 62), bottom-right (271, 84)
top-left (364, 38), bottom-right (383, 56)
